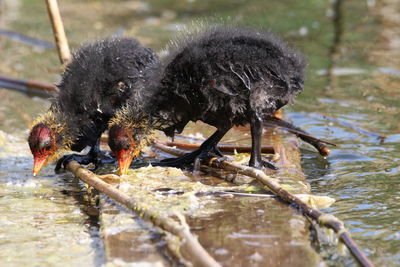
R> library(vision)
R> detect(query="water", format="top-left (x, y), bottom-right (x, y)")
top-left (0, 0), bottom-right (399, 266)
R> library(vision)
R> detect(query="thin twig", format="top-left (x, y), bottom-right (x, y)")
top-left (153, 142), bottom-right (375, 267)
top-left (67, 161), bottom-right (221, 267)
top-left (45, 0), bottom-right (71, 64)
top-left (164, 141), bottom-right (275, 154)
top-left (0, 75), bottom-right (58, 92)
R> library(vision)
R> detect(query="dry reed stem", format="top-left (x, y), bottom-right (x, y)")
top-left (45, 0), bottom-right (71, 65)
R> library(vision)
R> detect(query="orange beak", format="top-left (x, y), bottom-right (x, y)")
top-left (116, 149), bottom-right (134, 175)
top-left (33, 156), bottom-right (48, 176)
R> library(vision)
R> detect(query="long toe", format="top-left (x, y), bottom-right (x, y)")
top-left (193, 158), bottom-right (202, 172)
top-left (93, 158), bottom-right (103, 170)
top-left (159, 150), bottom-right (200, 166)
top-left (249, 160), bottom-right (263, 170)
top-left (261, 159), bottom-right (279, 170)
top-left (153, 158), bottom-right (190, 168)
top-left (54, 153), bottom-right (97, 173)
top-left (212, 146), bottom-right (225, 157)
top-left (160, 157), bottom-right (180, 163)
top-left (100, 150), bottom-right (116, 161)
top-left (99, 157), bottom-right (116, 165)
top-left (249, 158), bottom-right (278, 170)
top-left (212, 155), bottom-right (230, 164)
top-left (55, 154), bottom-right (76, 172)
top-left (197, 148), bottom-right (227, 164)
top-left (55, 155), bottom-right (68, 171)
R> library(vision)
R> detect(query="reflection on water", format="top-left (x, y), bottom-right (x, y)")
top-left (0, 0), bottom-right (399, 266)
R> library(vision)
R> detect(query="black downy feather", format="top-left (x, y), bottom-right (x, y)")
top-left (57, 37), bottom-right (160, 152)
top-left (132, 25), bottom-right (306, 138)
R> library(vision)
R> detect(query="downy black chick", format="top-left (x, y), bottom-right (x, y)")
top-left (108, 25), bottom-right (306, 175)
top-left (28, 37), bottom-right (160, 175)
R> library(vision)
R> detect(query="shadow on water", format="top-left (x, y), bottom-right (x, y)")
top-left (0, 0), bottom-right (400, 266)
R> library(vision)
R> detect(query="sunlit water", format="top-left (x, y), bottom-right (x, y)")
top-left (0, 0), bottom-right (399, 266)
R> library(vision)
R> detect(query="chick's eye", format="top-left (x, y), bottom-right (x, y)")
top-left (110, 96), bottom-right (119, 106)
top-left (39, 142), bottom-right (52, 151)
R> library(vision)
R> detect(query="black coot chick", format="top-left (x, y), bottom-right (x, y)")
top-left (108, 25), bottom-right (306, 175)
top-left (28, 37), bottom-right (160, 175)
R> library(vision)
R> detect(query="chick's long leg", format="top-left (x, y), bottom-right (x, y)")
top-left (154, 128), bottom-right (229, 167)
top-left (55, 139), bottom-right (115, 171)
top-left (249, 115), bottom-right (278, 170)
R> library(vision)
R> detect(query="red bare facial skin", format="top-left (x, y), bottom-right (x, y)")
top-left (108, 126), bottom-right (138, 175)
top-left (28, 123), bottom-right (56, 176)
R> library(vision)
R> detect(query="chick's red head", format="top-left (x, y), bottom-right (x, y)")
top-left (108, 125), bottom-right (140, 175)
top-left (28, 123), bottom-right (57, 176)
